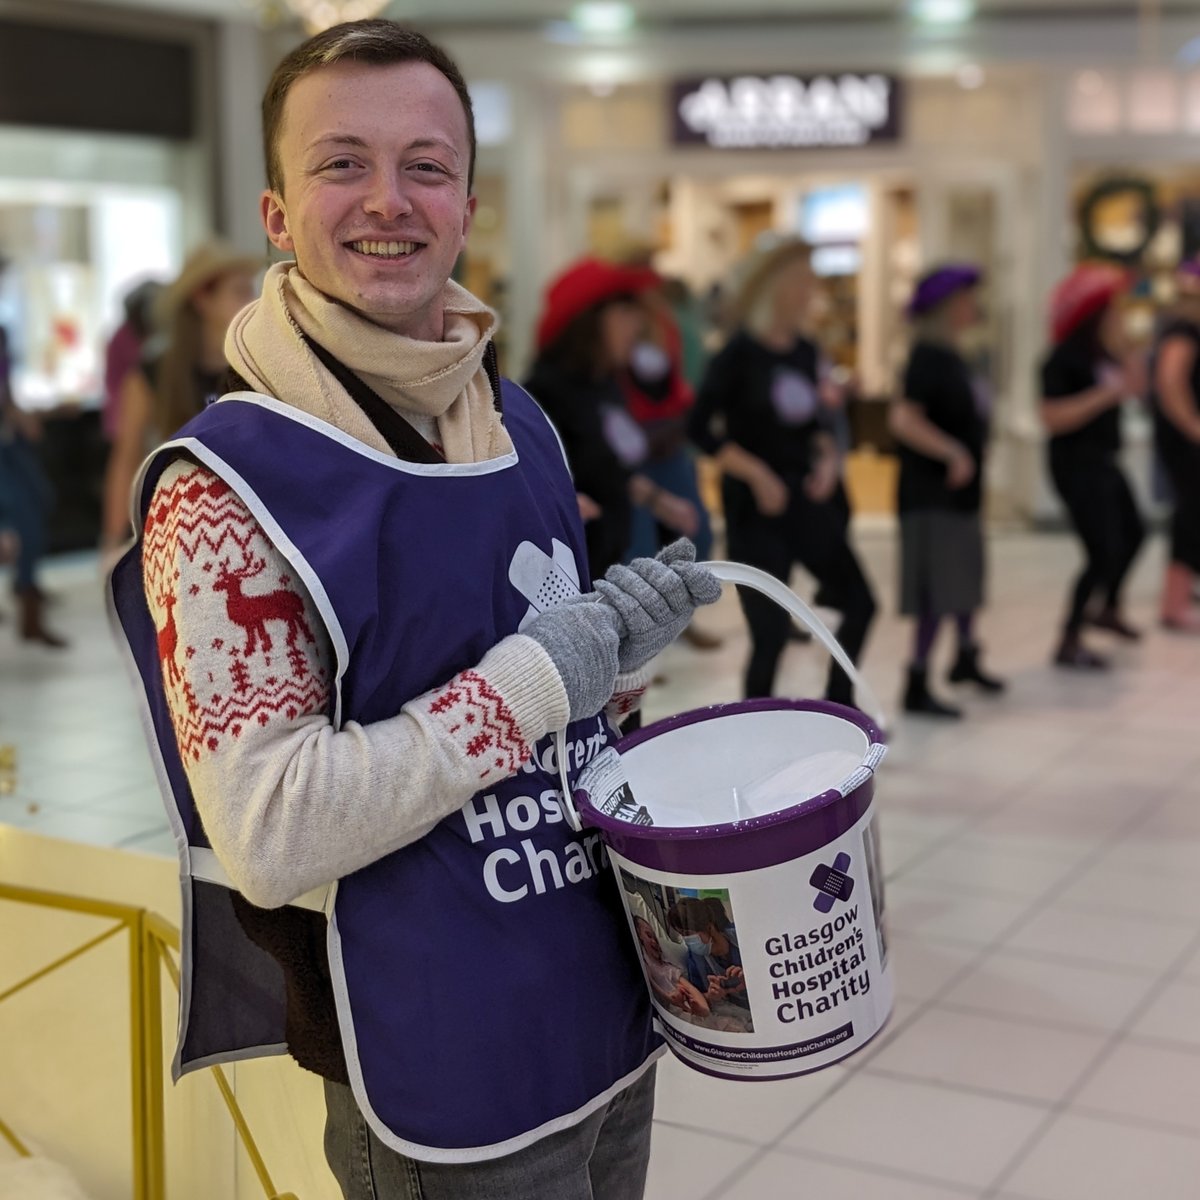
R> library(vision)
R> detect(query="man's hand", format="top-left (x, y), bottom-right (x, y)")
top-left (522, 600), bottom-right (620, 723)
top-left (593, 540), bottom-right (722, 674)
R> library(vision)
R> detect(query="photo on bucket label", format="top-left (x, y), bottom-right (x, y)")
top-left (620, 870), bottom-right (756, 1035)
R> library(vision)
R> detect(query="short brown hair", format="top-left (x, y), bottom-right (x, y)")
top-left (261, 19), bottom-right (476, 196)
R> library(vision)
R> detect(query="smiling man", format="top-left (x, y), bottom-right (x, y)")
top-left (108, 19), bottom-right (721, 1200)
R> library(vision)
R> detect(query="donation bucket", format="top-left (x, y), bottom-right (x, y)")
top-left (558, 561), bottom-right (892, 1081)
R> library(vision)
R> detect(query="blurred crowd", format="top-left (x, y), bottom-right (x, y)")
top-left (3, 232), bottom-right (1200, 719)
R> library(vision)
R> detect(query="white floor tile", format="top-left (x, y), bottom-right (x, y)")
top-left (1072, 1040), bottom-right (1200, 1134)
top-left (781, 1072), bottom-right (1047, 1189)
top-left (887, 878), bottom-right (1035, 946)
top-left (908, 840), bottom-right (1072, 899)
top-left (890, 933), bottom-right (980, 1002)
top-left (644, 1123), bottom-right (759, 1200)
top-left (1054, 856), bottom-right (1200, 919)
top-left (1003, 906), bottom-right (1197, 973)
top-left (651, 1051), bottom-right (848, 1146)
top-left (1129, 979), bottom-right (1200, 1050)
top-left (865, 1005), bottom-right (1108, 1103)
top-left (1003, 1112), bottom-right (1200, 1200)
top-left (941, 949), bottom-right (1158, 1032)
top-left (719, 1146), bottom-right (979, 1199)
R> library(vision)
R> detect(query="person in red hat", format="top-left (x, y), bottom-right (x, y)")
top-left (891, 263), bottom-right (1004, 718)
top-left (525, 257), bottom-right (700, 579)
top-left (1149, 259), bottom-right (1200, 632)
top-left (1040, 262), bottom-right (1145, 667)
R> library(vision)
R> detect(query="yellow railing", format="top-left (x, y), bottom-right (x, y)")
top-left (0, 882), bottom-right (298, 1200)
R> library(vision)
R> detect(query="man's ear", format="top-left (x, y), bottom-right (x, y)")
top-left (460, 193), bottom-right (477, 246)
top-left (261, 190), bottom-right (294, 253)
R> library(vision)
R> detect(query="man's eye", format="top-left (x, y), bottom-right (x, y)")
top-left (413, 162), bottom-right (445, 174)
top-left (325, 158), bottom-right (357, 170)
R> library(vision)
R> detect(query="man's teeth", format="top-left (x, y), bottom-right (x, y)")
top-left (351, 240), bottom-right (416, 257)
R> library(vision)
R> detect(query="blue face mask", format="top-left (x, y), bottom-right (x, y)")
top-left (684, 934), bottom-right (712, 957)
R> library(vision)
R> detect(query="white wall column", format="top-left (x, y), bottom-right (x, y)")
top-left (215, 18), bottom-right (268, 252)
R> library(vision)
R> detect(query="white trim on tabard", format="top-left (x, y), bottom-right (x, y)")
top-left (141, 433), bottom-right (352, 729)
top-left (517, 382), bottom-right (574, 476)
top-left (220, 391), bottom-right (521, 477)
top-left (105, 563), bottom-right (200, 1081)
top-left (324, 893), bottom-right (665, 1163)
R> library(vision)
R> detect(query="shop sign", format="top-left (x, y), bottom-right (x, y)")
top-left (672, 73), bottom-right (902, 150)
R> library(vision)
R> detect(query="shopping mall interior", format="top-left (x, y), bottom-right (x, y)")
top-left (3, 1), bottom-right (1200, 1198)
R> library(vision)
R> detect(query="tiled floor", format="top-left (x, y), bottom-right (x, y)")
top-left (3, 528), bottom-right (1200, 1199)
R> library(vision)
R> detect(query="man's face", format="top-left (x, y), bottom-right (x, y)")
top-left (262, 59), bottom-right (475, 342)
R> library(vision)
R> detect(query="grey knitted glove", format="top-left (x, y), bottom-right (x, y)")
top-left (595, 539), bottom-right (723, 674)
top-left (522, 599), bottom-right (621, 723)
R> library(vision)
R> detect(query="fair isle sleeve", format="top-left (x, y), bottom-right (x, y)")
top-left (606, 667), bottom-right (651, 726)
top-left (143, 458), bottom-right (570, 909)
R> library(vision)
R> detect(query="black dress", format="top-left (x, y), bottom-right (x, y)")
top-left (1040, 338), bottom-right (1144, 632)
top-left (691, 330), bottom-right (875, 705)
top-left (523, 359), bottom-right (636, 579)
top-left (897, 340), bottom-right (987, 617)
top-left (1150, 320), bottom-right (1200, 573)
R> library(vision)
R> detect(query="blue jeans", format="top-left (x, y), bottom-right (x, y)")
top-left (626, 449), bottom-right (713, 563)
top-left (322, 1064), bottom-right (656, 1200)
top-left (0, 434), bottom-right (51, 590)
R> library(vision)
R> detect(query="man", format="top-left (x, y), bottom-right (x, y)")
top-left (108, 19), bottom-right (719, 1199)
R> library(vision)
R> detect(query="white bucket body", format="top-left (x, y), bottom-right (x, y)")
top-left (575, 701), bottom-right (892, 1080)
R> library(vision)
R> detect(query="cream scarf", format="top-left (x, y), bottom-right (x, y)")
top-left (225, 262), bottom-right (511, 463)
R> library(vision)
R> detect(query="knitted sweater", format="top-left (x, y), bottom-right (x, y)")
top-left (144, 410), bottom-right (647, 1081)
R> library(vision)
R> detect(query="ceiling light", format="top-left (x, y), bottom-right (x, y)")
top-left (910, 0), bottom-right (974, 25)
top-left (572, 2), bottom-right (636, 37)
top-left (248, 0), bottom-right (389, 34)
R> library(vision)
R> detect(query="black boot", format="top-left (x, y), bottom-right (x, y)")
top-left (948, 643), bottom-right (1005, 693)
top-left (903, 665), bottom-right (962, 718)
top-left (18, 586), bottom-right (67, 649)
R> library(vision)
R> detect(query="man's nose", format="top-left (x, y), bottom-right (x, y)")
top-left (363, 170), bottom-right (413, 221)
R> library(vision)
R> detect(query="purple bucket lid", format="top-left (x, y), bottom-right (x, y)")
top-left (577, 698), bottom-right (886, 876)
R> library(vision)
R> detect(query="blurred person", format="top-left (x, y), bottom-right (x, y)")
top-left (526, 257), bottom-right (700, 578)
top-left (109, 21), bottom-right (721, 1196)
top-left (690, 239), bottom-right (876, 708)
top-left (621, 275), bottom-right (721, 650)
top-left (890, 264), bottom-right (1004, 718)
top-left (101, 243), bottom-right (259, 560)
top-left (1040, 263), bottom-right (1146, 665)
top-left (665, 896), bottom-right (748, 1008)
top-left (1149, 259), bottom-right (1200, 633)
top-left (0, 270), bottom-right (66, 647)
top-left (102, 279), bottom-right (163, 441)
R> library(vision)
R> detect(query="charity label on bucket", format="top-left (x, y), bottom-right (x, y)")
top-left (610, 808), bottom-right (891, 1079)
top-left (572, 700), bottom-right (892, 1080)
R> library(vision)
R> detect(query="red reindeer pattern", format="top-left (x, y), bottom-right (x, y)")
top-left (156, 593), bottom-right (183, 685)
top-left (213, 551), bottom-right (316, 658)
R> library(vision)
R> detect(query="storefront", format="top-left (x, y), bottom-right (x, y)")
top-left (0, 5), bottom-right (232, 549)
top-left (492, 65), bottom-right (1048, 518)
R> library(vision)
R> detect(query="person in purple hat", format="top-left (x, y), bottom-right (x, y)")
top-left (890, 263), bottom-right (1005, 718)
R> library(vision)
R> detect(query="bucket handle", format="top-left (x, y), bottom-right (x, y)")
top-left (554, 560), bottom-right (886, 833)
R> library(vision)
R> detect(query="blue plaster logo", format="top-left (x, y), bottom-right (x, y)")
top-left (810, 852), bottom-right (854, 912)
